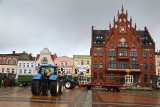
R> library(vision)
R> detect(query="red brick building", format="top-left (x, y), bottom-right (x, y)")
top-left (90, 7), bottom-right (156, 86)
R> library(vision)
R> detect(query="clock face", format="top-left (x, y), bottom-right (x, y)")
top-left (120, 26), bottom-right (126, 33)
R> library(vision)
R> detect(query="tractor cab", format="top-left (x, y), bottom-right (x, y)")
top-left (38, 64), bottom-right (58, 75)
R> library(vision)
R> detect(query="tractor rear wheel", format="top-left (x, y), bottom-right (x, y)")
top-left (31, 80), bottom-right (41, 95)
top-left (50, 80), bottom-right (60, 96)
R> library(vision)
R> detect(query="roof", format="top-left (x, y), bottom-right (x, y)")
top-left (136, 30), bottom-right (155, 46)
top-left (35, 54), bottom-right (57, 61)
top-left (92, 30), bottom-right (109, 46)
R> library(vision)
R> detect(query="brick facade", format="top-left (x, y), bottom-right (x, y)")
top-left (90, 7), bottom-right (156, 86)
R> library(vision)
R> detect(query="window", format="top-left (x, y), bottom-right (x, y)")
top-left (94, 62), bottom-right (98, 68)
top-left (75, 60), bottom-right (78, 65)
top-left (81, 60), bottom-right (83, 65)
top-left (158, 70), bottom-right (160, 75)
top-left (12, 68), bottom-right (14, 74)
top-left (93, 72), bottom-right (97, 79)
top-left (130, 61), bottom-right (139, 69)
top-left (130, 51), bottom-right (138, 57)
top-left (65, 62), bottom-right (67, 66)
top-left (23, 63), bottom-right (25, 67)
top-left (108, 51), bottom-right (116, 56)
top-left (144, 74), bottom-right (148, 82)
top-left (87, 60), bottom-right (89, 65)
top-left (149, 52), bottom-right (152, 58)
top-left (119, 62), bottom-right (127, 69)
top-left (94, 51), bottom-right (98, 56)
top-left (108, 61), bottom-right (116, 68)
top-left (31, 63), bottom-right (33, 67)
top-left (13, 60), bottom-right (16, 64)
top-left (100, 51), bottom-right (103, 56)
top-left (108, 73), bottom-right (115, 80)
top-left (27, 63), bottom-right (29, 67)
top-left (150, 74), bottom-right (153, 81)
top-left (19, 63), bottom-right (21, 67)
top-left (99, 62), bottom-right (103, 68)
top-left (99, 73), bottom-right (103, 80)
top-left (29, 69), bottom-right (31, 73)
top-left (7, 68), bottom-right (10, 73)
top-left (2, 68), bottom-right (4, 73)
top-left (150, 63), bottom-right (153, 70)
top-left (119, 50), bottom-right (127, 56)
top-left (41, 57), bottom-right (48, 64)
top-left (143, 51), bottom-right (147, 58)
top-left (143, 63), bottom-right (148, 69)
top-left (19, 69), bottom-right (22, 73)
top-left (24, 69), bottom-right (27, 73)
top-left (8, 60), bottom-right (11, 64)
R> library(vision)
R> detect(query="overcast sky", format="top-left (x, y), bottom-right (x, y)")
top-left (0, 0), bottom-right (160, 57)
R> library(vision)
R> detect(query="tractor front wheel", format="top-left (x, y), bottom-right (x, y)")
top-left (65, 81), bottom-right (72, 89)
top-left (50, 80), bottom-right (60, 96)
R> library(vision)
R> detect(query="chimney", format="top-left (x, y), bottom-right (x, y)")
top-left (12, 51), bottom-right (15, 54)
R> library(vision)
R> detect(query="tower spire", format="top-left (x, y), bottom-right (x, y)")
top-left (113, 16), bottom-right (115, 22)
top-left (130, 16), bottom-right (132, 21)
top-left (135, 23), bottom-right (137, 29)
top-left (126, 10), bottom-right (128, 16)
top-left (117, 10), bottom-right (119, 16)
top-left (121, 5), bottom-right (124, 13)
top-left (109, 22), bottom-right (111, 29)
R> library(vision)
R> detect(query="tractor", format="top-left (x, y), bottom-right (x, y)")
top-left (31, 64), bottom-right (64, 96)
top-left (64, 75), bottom-right (76, 89)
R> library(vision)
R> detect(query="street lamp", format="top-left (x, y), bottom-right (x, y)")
top-left (126, 69), bottom-right (130, 75)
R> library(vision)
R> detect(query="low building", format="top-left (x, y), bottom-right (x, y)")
top-left (0, 51), bottom-right (19, 77)
top-left (16, 52), bottom-right (36, 79)
top-left (73, 55), bottom-right (91, 77)
top-left (54, 56), bottom-right (73, 75)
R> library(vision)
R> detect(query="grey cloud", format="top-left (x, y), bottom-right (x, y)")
top-left (0, 0), bottom-right (160, 56)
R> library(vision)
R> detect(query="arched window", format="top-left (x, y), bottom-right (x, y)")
top-left (130, 61), bottom-right (139, 69)
top-left (99, 62), bottom-right (103, 68)
top-left (94, 62), bottom-right (98, 68)
top-left (13, 60), bottom-right (16, 65)
top-left (93, 72), bottom-right (97, 79)
top-left (8, 60), bottom-right (11, 64)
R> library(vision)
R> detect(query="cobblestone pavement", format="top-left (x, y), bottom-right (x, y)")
top-left (0, 86), bottom-right (160, 107)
